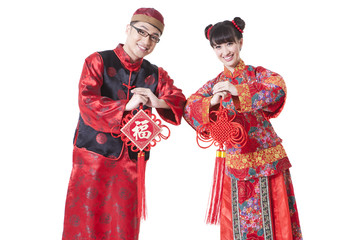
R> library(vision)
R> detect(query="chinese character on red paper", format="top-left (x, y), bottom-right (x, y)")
top-left (121, 109), bottom-right (162, 151)
top-left (132, 120), bottom-right (151, 140)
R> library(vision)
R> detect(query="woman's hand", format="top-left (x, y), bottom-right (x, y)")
top-left (131, 88), bottom-right (170, 109)
top-left (210, 91), bottom-right (228, 107)
top-left (213, 82), bottom-right (238, 96)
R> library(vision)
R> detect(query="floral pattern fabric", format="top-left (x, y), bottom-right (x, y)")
top-left (184, 59), bottom-right (302, 239)
top-left (233, 171), bottom-right (302, 240)
top-left (183, 59), bottom-right (289, 178)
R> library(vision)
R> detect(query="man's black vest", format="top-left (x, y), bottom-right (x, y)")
top-left (74, 50), bottom-right (159, 160)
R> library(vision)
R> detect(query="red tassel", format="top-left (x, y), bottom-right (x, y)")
top-left (137, 151), bottom-right (147, 220)
top-left (206, 150), bottom-right (226, 224)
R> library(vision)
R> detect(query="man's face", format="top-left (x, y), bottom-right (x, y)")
top-left (123, 21), bottom-right (161, 62)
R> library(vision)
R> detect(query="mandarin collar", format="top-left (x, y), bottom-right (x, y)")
top-left (114, 44), bottom-right (143, 72)
top-left (223, 59), bottom-right (246, 78)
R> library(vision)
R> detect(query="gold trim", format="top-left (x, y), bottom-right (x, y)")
top-left (131, 15), bottom-right (164, 33)
top-left (202, 97), bottom-right (211, 124)
top-left (226, 144), bottom-right (287, 169)
top-left (235, 84), bottom-right (252, 112)
top-left (216, 150), bottom-right (226, 158)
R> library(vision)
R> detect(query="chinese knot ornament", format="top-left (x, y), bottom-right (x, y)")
top-left (112, 104), bottom-right (170, 220)
top-left (196, 99), bottom-right (247, 224)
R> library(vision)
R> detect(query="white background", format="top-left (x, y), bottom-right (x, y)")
top-left (1, 0), bottom-right (359, 239)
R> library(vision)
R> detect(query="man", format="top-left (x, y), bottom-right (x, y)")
top-left (62, 8), bottom-right (185, 240)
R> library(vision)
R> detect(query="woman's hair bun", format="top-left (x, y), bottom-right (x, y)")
top-left (233, 17), bottom-right (245, 32)
top-left (204, 24), bottom-right (213, 39)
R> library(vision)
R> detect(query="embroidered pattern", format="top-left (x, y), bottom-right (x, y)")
top-left (226, 144), bottom-right (287, 170)
top-left (224, 59), bottom-right (246, 78)
top-left (259, 177), bottom-right (273, 240)
top-left (265, 76), bottom-right (287, 95)
top-left (231, 178), bottom-right (242, 240)
top-left (202, 97), bottom-right (212, 124)
top-left (228, 172), bottom-right (302, 240)
top-left (226, 157), bottom-right (292, 181)
top-left (232, 176), bottom-right (265, 239)
top-left (283, 171), bottom-right (303, 239)
top-left (235, 84), bottom-right (252, 112)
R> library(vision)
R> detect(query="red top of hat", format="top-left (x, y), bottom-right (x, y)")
top-left (133, 8), bottom-right (164, 24)
top-left (131, 8), bottom-right (164, 33)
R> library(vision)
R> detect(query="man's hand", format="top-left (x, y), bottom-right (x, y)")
top-left (131, 88), bottom-right (170, 109)
top-left (125, 93), bottom-right (149, 111)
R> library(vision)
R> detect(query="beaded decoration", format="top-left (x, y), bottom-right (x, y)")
top-left (207, 25), bottom-right (213, 39)
top-left (232, 20), bottom-right (243, 33)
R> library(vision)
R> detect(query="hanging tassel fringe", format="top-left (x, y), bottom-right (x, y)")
top-left (205, 150), bottom-right (226, 225)
top-left (137, 151), bottom-right (147, 220)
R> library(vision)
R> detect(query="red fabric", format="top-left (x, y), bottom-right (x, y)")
top-left (137, 152), bottom-right (147, 220)
top-left (283, 170), bottom-right (303, 239)
top-left (132, 8), bottom-right (164, 25)
top-left (114, 44), bottom-right (142, 72)
top-left (155, 67), bottom-right (185, 125)
top-left (206, 153), bottom-right (226, 224)
top-left (219, 171), bottom-right (302, 240)
top-left (79, 44), bottom-right (185, 135)
top-left (78, 52), bottom-right (127, 134)
top-left (63, 147), bottom-right (140, 240)
top-left (269, 173), bottom-right (293, 240)
top-left (64, 44), bottom-right (186, 239)
top-left (183, 61), bottom-right (286, 157)
top-left (220, 174), bottom-right (233, 240)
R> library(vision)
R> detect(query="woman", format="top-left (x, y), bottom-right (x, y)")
top-left (183, 17), bottom-right (302, 240)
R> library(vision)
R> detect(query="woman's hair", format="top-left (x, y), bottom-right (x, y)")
top-left (204, 17), bottom-right (245, 47)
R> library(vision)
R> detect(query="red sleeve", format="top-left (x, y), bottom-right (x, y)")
top-left (232, 67), bottom-right (286, 119)
top-left (155, 67), bottom-right (186, 125)
top-left (78, 52), bottom-right (127, 133)
top-left (183, 77), bottom-right (220, 130)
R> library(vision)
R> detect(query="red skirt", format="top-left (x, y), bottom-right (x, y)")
top-left (62, 146), bottom-right (141, 240)
top-left (220, 170), bottom-right (302, 240)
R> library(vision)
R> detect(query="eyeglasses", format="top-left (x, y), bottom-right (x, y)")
top-left (130, 24), bottom-right (160, 43)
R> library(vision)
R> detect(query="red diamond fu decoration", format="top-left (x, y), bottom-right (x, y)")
top-left (121, 109), bottom-right (163, 151)
top-left (115, 106), bottom-right (170, 222)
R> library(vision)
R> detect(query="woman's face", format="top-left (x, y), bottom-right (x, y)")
top-left (213, 38), bottom-right (243, 72)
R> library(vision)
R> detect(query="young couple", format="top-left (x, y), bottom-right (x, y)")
top-left (62, 7), bottom-right (302, 240)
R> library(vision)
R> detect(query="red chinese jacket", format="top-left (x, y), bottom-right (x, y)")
top-left (75, 44), bottom-right (186, 160)
top-left (183, 59), bottom-right (291, 180)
